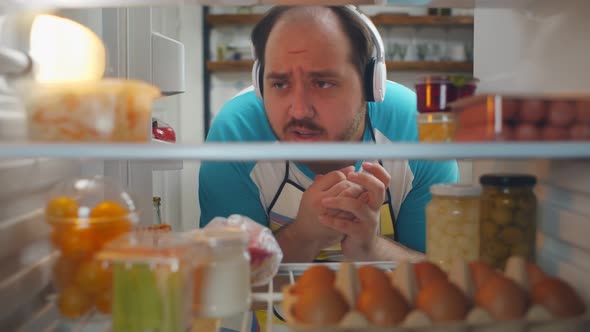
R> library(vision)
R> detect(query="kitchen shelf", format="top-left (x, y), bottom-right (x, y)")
top-left (206, 60), bottom-right (473, 73)
top-left (206, 13), bottom-right (474, 27)
top-left (0, 142), bottom-right (589, 160)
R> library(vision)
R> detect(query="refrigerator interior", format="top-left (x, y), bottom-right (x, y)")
top-left (0, 0), bottom-right (589, 331)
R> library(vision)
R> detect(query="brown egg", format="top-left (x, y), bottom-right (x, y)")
top-left (416, 279), bottom-right (469, 323)
top-left (356, 285), bottom-right (409, 326)
top-left (475, 275), bottom-right (528, 320)
top-left (531, 277), bottom-right (586, 318)
top-left (469, 261), bottom-right (498, 290)
top-left (292, 287), bottom-right (349, 325)
top-left (576, 100), bottom-right (590, 124)
top-left (292, 265), bottom-right (335, 294)
top-left (541, 126), bottom-right (570, 141)
top-left (414, 261), bottom-right (447, 290)
top-left (519, 99), bottom-right (547, 124)
top-left (502, 99), bottom-right (519, 122)
top-left (358, 265), bottom-right (392, 291)
top-left (515, 124), bottom-right (542, 141)
top-left (548, 101), bottom-right (576, 127)
top-left (526, 263), bottom-right (546, 287)
top-left (570, 124), bottom-right (590, 140)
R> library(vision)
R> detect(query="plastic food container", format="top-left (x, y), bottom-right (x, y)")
top-left (426, 184), bottom-right (481, 272)
top-left (97, 231), bottom-right (199, 332)
top-left (23, 79), bottom-right (160, 142)
top-left (450, 94), bottom-right (590, 141)
top-left (479, 174), bottom-right (537, 269)
top-left (45, 176), bottom-right (139, 320)
top-left (185, 228), bottom-right (251, 319)
top-left (417, 112), bottom-right (457, 142)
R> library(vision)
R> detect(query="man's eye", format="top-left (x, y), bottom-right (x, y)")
top-left (271, 81), bottom-right (288, 89)
top-left (316, 80), bottom-right (334, 89)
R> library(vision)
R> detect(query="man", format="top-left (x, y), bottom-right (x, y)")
top-left (199, 6), bottom-right (458, 263)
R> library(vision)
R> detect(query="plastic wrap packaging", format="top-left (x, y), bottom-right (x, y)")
top-left (205, 214), bottom-right (283, 287)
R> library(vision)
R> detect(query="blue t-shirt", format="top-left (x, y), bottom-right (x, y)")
top-left (199, 81), bottom-right (458, 253)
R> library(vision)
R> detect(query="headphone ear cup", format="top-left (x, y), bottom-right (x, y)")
top-left (372, 58), bottom-right (386, 102)
top-left (252, 60), bottom-right (263, 99)
top-left (364, 58), bottom-right (376, 102)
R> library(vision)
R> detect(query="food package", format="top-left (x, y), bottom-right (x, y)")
top-left (97, 231), bottom-right (199, 332)
top-left (281, 257), bottom-right (588, 332)
top-left (205, 214), bottom-right (283, 286)
top-left (45, 176), bottom-right (139, 320)
top-left (21, 79), bottom-right (160, 142)
top-left (450, 94), bottom-right (590, 141)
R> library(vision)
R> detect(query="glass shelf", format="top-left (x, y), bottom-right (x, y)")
top-left (0, 142), bottom-right (588, 161)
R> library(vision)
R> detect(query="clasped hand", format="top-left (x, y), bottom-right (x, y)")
top-left (293, 162), bottom-right (390, 260)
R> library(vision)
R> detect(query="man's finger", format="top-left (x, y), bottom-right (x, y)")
top-left (313, 170), bottom-right (348, 191)
top-left (318, 215), bottom-right (364, 236)
top-left (321, 196), bottom-right (370, 219)
top-left (361, 162), bottom-right (391, 188)
top-left (347, 172), bottom-right (385, 209)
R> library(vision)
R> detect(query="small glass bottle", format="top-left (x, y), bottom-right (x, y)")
top-left (153, 196), bottom-right (162, 224)
top-left (190, 229), bottom-right (251, 318)
top-left (479, 174), bottom-right (537, 269)
top-left (426, 184), bottom-right (482, 271)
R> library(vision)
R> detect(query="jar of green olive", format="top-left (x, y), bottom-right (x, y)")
top-left (479, 174), bottom-right (537, 269)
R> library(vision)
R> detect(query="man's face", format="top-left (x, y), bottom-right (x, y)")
top-left (262, 10), bottom-right (366, 143)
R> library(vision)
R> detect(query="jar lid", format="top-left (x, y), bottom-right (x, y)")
top-left (201, 228), bottom-right (249, 249)
top-left (430, 183), bottom-right (482, 197)
top-left (479, 174), bottom-right (537, 187)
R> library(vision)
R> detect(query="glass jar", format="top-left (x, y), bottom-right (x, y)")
top-left (479, 174), bottom-right (537, 269)
top-left (415, 76), bottom-right (456, 113)
top-left (417, 112), bottom-right (457, 142)
top-left (188, 229), bottom-right (251, 318)
top-left (426, 184), bottom-right (481, 272)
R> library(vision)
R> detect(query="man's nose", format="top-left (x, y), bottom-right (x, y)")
top-left (288, 83), bottom-right (314, 119)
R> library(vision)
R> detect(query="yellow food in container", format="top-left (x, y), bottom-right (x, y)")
top-left (23, 79), bottom-right (160, 142)
top-left (417, 112), bottom-right (456, 142)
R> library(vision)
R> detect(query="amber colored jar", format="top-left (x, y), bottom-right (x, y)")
top-left (479, 174), bottom-right (537, 269)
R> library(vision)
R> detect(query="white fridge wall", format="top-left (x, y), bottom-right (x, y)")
top-left (473, 0), bottom-right (590, 302)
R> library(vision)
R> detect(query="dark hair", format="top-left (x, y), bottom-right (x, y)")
top-left (251, 6), bottom-right (374, 81)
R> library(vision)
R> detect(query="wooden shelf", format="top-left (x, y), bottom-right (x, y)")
top-left (371, 14), bottom-right (473, 26)
top-left (206, 60), bottom-right (473, 73)
top-left (206, 13), bottom-right (473, 27)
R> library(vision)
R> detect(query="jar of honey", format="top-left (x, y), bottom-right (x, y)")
top-left (479, 174), bottom-right (537, 269)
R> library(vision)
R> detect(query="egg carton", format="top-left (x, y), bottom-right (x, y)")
top-left (449, 94), bottom-right (590, 141)
top-left (280, 257), bottom-right (590, 332)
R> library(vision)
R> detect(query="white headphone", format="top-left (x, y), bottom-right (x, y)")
top-left (251, 6), bottom-right (387, 103)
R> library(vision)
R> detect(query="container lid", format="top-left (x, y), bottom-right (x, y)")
top-left (201, 228), bottom-right (248, 249)
top-left (45, 176), bottom-right (139, 225)
top-left (430, 183), bottom-right (482, 197)
top-left (97, 231), bottom-right (200, 268)
top-left (479, 174), bottom-right (537, 187)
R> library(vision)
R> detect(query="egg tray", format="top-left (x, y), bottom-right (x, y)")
top-left (280, 257), bottom-right (590, 332)
top-left (448, 94), bottom-right (590, 142)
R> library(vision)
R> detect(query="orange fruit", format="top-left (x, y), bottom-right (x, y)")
top-left (75, 260), bottom-right (112, 296)
top-left (58, 286), bottom-right (92, 319)
top-left (90, 201), bottom-right (128, 219)
top-left (52, 255), bottom-right (80, 291)
top-left (94, 291), bottom-right (112, 314)
top-left (46, 196), bottom-right (79, 220)
top-left (56, 228), bottom-right (97, 260)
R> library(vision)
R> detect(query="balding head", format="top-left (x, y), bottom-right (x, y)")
top-left (251, 6), bottom-right (374, 96)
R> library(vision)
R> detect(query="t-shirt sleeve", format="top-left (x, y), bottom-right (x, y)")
top-left (395, 160), bottom-right (460, 252)
top-left (198, 91), bottom-right (270, 228)
top-left (199, 161), bottom-right (268, 228)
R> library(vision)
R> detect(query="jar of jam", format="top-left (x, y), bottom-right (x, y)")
top-left (415, 76), bottom-right (456, 113)
top-left (479, 174), bottom-right (537, 269)
top-left (426, 184), bottom-right (481, 272)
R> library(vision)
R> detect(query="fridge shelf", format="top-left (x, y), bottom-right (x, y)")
top-left (0, 142), bottom-right (589, 161)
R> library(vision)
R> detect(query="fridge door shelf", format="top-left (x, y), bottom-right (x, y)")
top-left (0, 142), bottom-right (589, 161)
